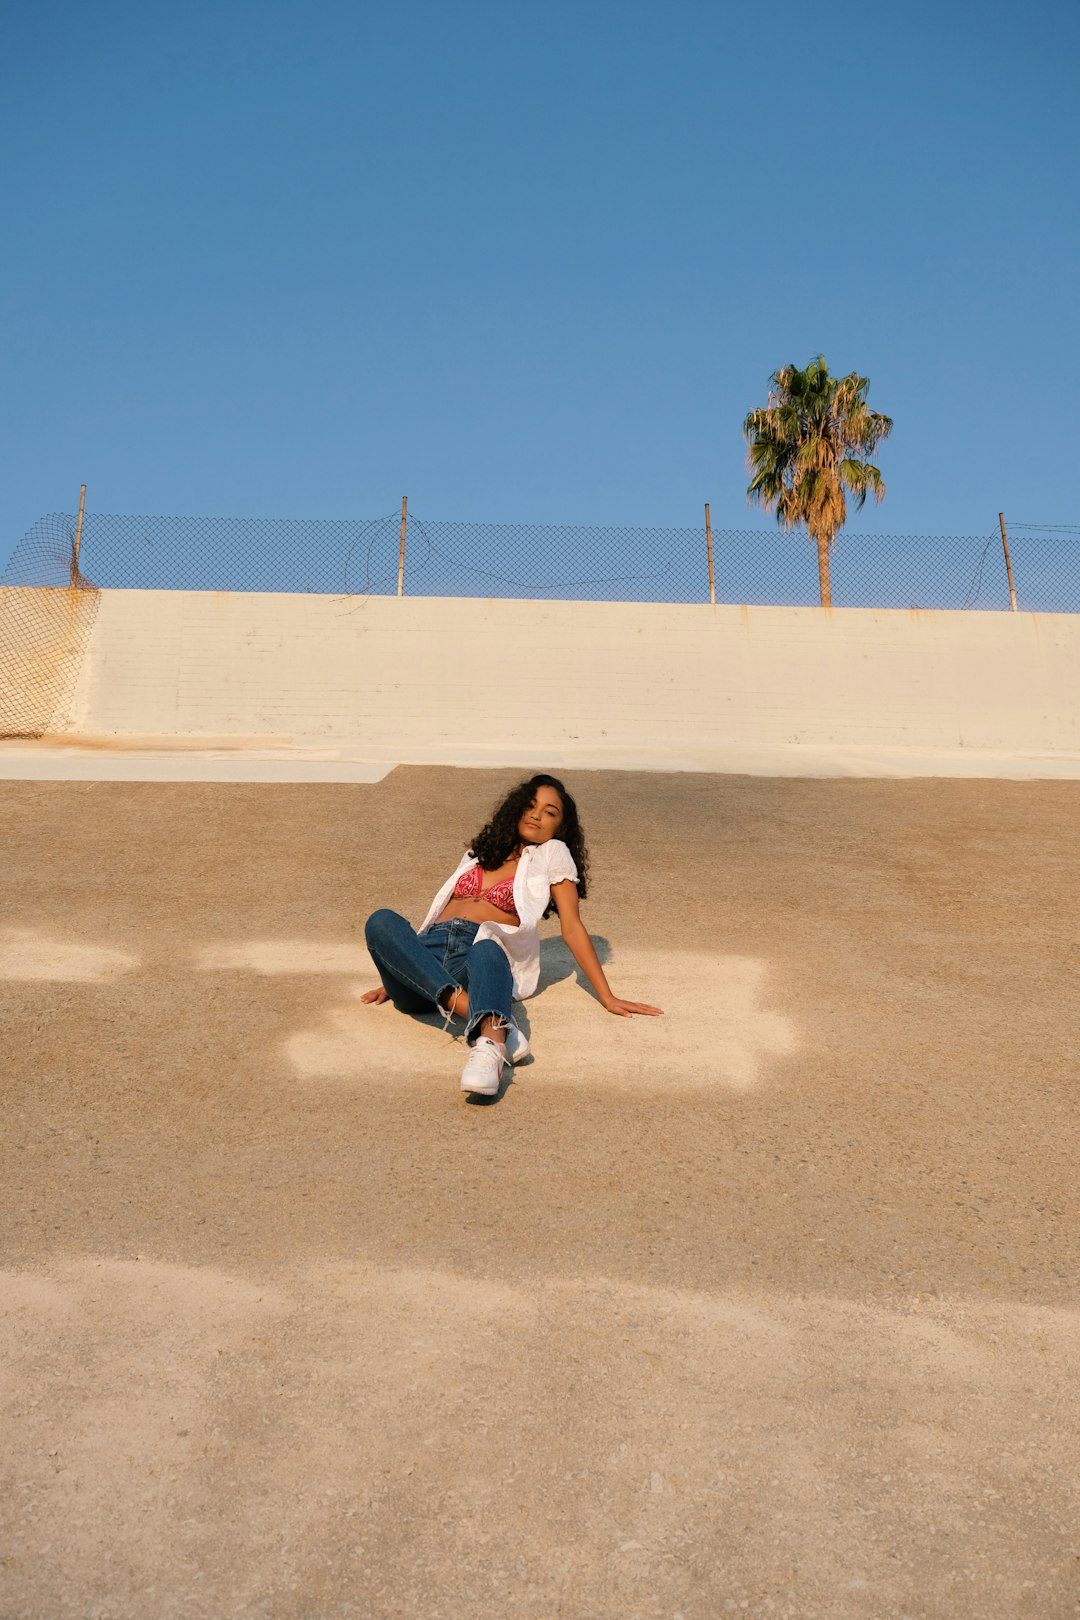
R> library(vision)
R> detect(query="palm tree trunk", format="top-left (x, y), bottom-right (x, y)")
top-left (815, 533), bottom-right (832, 609)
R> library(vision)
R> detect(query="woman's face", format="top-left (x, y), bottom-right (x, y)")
top-left (517, 784), bottom-right (565, 846)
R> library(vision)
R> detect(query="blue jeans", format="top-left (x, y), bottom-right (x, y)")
top-left (364, 909), bottom-right (514, 1045)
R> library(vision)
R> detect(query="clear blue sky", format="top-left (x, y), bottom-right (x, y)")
top-left (2, 0), bottom-right (1078, 574)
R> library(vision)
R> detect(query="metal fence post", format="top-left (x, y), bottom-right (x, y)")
top-left (397, 496), bottom-right (408, 597)
top-left (71, 484), bottom-right (87, 586)
top-left (704, 502), bottom-right (715, 606)
top-left (998, 513), bottom-right (1018, 611)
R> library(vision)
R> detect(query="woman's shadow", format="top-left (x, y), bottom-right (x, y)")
top-left (463, 933), bottom-right (613, 1106)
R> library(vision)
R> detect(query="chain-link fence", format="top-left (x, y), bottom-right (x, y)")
top-left (3, 505), bottom-right (1076, 737)
top-left (0, 513), bottom-right (100, 737)
top-left (4, 506), bottom-right (1079, 611)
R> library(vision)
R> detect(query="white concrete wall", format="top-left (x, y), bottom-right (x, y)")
top-left (54, 589), bottom-right (1080, 761)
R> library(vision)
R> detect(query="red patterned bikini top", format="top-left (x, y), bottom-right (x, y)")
top-left (452, 865), bottom-right (518, 915)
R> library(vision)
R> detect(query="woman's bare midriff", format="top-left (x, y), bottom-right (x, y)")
top-left (436, 897), bottom-right (520, 927)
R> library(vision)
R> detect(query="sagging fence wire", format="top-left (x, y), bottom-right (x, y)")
top-left (0, 512), bottom-right (101, 737)
top-left (399, 513), bottom-right (702, 601)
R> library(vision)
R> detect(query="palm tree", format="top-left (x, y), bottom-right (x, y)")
top-left (744, 356), bottom-right (892, 608)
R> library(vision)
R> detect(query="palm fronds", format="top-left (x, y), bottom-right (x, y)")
top-left (743, 357), bottom-right (892, 606)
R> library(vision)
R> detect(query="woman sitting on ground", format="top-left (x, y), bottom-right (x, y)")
top-left (362, 773), bottom-right (662, 1095)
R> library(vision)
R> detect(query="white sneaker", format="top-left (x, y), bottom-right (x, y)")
top-left (460, 1037), bottom-right (506, 1096)
top-left (504, 1020), bottom-right (530, 1065)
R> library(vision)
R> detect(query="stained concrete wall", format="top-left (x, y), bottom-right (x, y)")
top-left (49, 589), bottom-right (1079, 759)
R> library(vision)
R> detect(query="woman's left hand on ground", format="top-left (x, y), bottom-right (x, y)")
top-left (360, 987), bottom-right (390, 1005)
top-left (602, 996), bottom-right (663, 1017)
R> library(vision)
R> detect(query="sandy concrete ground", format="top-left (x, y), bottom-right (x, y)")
top-left (2, 767), bottom-right (1079, 1620)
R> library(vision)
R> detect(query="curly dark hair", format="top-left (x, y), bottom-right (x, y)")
top-left (469, 774), bottom-right (589, 914)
